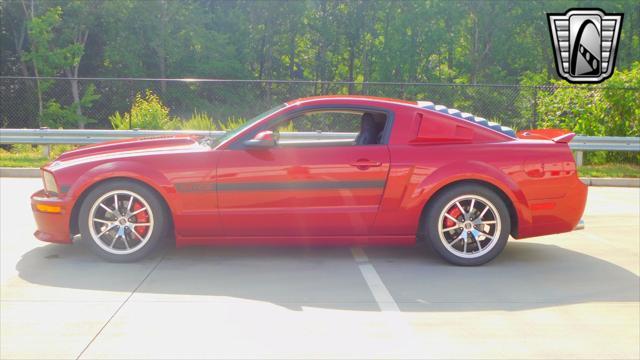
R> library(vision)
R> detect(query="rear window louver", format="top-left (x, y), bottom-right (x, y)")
top-left (417, 101), bottom-right (516, 138)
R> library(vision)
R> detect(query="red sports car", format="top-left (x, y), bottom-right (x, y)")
top-left (31, 96), bottom-right (587, 265)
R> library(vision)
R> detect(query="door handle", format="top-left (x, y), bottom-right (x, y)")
top-left (350, 159), bottom-right (382, 169)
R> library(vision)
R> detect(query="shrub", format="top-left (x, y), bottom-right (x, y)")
top-left (216, 116), bottom-right (246, 131)
top-left (534, 62), bottom-right (640, 165)
top-left (9, 144), bottom-right (39, 154)
top-left (180, 111), bottom-right (215, 130)
top-left (40, 84), bottom-right (100, 129)
top-left (50, 144), bottom-right (76, 158)
top-left (110, 90), bottom-right (179, 130)
top-left (601, 62), bottom-right (640, 137)
top-left (179, 112), bottom-right (251, 132)
top-left (4, 144), bottom-right (76, 159)
top-left (536, 62), bottom-right (639, 137)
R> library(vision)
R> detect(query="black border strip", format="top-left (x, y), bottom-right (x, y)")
top-left (175, 182), bottom-right (216, 193)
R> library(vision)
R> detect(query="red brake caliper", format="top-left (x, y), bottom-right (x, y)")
top-left (444, 207), bottom-right (462, 229)
top-left (132, 202), bottom-right (149, 237)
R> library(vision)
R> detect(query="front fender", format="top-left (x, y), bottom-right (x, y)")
top-left (63, 160), bottom-right (179, 215)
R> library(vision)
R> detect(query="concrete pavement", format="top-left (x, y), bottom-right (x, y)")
top-left (1, 178), bottom-right (638, 359)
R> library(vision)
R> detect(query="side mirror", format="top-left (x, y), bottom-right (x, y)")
top-left (244, 130), bottom-right (276, 148)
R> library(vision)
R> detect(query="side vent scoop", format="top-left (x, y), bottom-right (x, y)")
top-left (419, 101), bottom-right (516, 138)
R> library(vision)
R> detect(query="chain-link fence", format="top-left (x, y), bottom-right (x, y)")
top-left (0, 76), bottom-right (636, 132)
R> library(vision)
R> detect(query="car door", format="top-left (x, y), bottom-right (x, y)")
top-left (216, 108), bottom-right (391, 237)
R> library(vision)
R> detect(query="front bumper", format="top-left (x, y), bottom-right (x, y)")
top-left (31, 189), bottom-right (73, 244)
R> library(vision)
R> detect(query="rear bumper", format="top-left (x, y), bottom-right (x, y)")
top-left (31, 189), bottom-right (72, 244)
top-left (517, 178), bottom-right (588, 239)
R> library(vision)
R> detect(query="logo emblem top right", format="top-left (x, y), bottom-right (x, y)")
top-left (547, 8), bottom-right (623, 83)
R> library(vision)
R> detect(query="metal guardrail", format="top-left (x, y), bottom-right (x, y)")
top-left (1, 128), bottom-right (638, 165)
top-left (569, 136), bottom-right (639, 166)
top-left (0, 128), bottom-right (215, 144)
top-left (569, 136), bottom-right (640, 151)
top-left (0, 128), bottom-right (356, 145)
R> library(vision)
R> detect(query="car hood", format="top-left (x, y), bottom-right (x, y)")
top-left (50, 135), bottom-right (204, 165)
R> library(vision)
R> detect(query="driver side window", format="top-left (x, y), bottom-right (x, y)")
top-left (272, 109), bottom-right (388, 147)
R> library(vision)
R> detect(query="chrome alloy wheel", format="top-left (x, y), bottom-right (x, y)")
top-left (88, 190), bottom-right (154, 255)
top-left (437, 194), bottom-right (501, 259)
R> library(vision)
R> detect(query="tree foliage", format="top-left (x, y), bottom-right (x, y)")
top-left (536, 64), bottom-right (639, 164)
top-left (1, 0), bottom-right (638, 133)
top-left (17, 1), bottom-right (98, 126)
top-left (4, 0), bottom-right (638, 84)
top-left (537, 64), bottom-right (639, 137)
top-left (41, 83), bottom-right (99, 128)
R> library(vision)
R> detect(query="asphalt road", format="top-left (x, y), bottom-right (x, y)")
top-left (1, 178), bottom-right (638, 359)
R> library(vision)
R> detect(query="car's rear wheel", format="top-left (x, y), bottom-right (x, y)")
top-left (79, 180), bottom-right (168, 262)
top-left (423, 184), bottom-right (510, 266)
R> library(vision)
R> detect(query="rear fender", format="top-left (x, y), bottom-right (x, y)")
top-left (412, 161), bottom-right (532, 233)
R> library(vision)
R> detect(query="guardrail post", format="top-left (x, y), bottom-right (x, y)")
top-left (41, 144), bottom-right (50, 158)
top-left (38, 127), bottom-right (50, 158)
top-left (575, 151), bottom-right (583, 167)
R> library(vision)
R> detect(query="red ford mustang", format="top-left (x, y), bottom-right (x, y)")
top-left (31, 96), bottom-right (587, 265)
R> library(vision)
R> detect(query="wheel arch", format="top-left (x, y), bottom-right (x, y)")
top-left (69, 176), bottom-right (175, 240)
top-left (418, 179), bottom-right (519, 239)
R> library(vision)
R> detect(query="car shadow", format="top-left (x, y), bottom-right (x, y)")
top-left (15, 239), bottom-right (639, 312)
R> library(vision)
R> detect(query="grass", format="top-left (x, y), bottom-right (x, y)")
top-left (0, 151), bottom-right (49, 168)
top-left (578, 163), bottom-right (640, 178)
top-left (0, 144), bottom-right (75, 168)
top-left (1, 145), bottom-right (639, 178)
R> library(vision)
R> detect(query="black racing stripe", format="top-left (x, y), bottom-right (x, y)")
top-left (175, 180), bottom-right (386, 192)
top-left (217, 180), bottom-right (386, 191)
top-left (175, 182), bottom-right (216, 193)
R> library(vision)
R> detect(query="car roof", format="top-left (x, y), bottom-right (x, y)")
top-left (286, 95), bottom-right (418, 107)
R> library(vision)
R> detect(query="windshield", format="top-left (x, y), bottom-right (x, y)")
top-left (212, 103), bottom-right (286, 146)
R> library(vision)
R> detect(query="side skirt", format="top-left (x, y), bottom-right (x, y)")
top-left (174, 235), bottom-right (416, 247)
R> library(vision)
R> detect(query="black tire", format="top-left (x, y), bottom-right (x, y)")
top-left (78, 179), bottom-right (169, 262)
top-left (423, 183), bottom-right (510, 266)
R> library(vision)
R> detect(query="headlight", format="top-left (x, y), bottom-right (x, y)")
top-left (42, 171), bottom-right (59, 194)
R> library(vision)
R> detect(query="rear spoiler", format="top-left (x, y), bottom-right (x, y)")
top-left (516, 129), bottom-right (576, 143)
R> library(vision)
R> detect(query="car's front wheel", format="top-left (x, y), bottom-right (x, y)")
top-left (79, 180), bottom-right (168, 262)
top-left (423, 184), bottom-right (510, 266)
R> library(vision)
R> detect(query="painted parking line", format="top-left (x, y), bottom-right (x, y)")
top-left (351, 247), bottom-right (422, 357)
top-left (351, 246), bottom-right (400, 312)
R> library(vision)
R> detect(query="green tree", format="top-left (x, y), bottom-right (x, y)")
top-left (57, 0), bottom-right (95, 127)
top-left (2, 0), bottom-right (639, 131)
top-left (22, 3), bottom-right (97, 127)
top-left (21, 5), bottom-right (60, 116)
